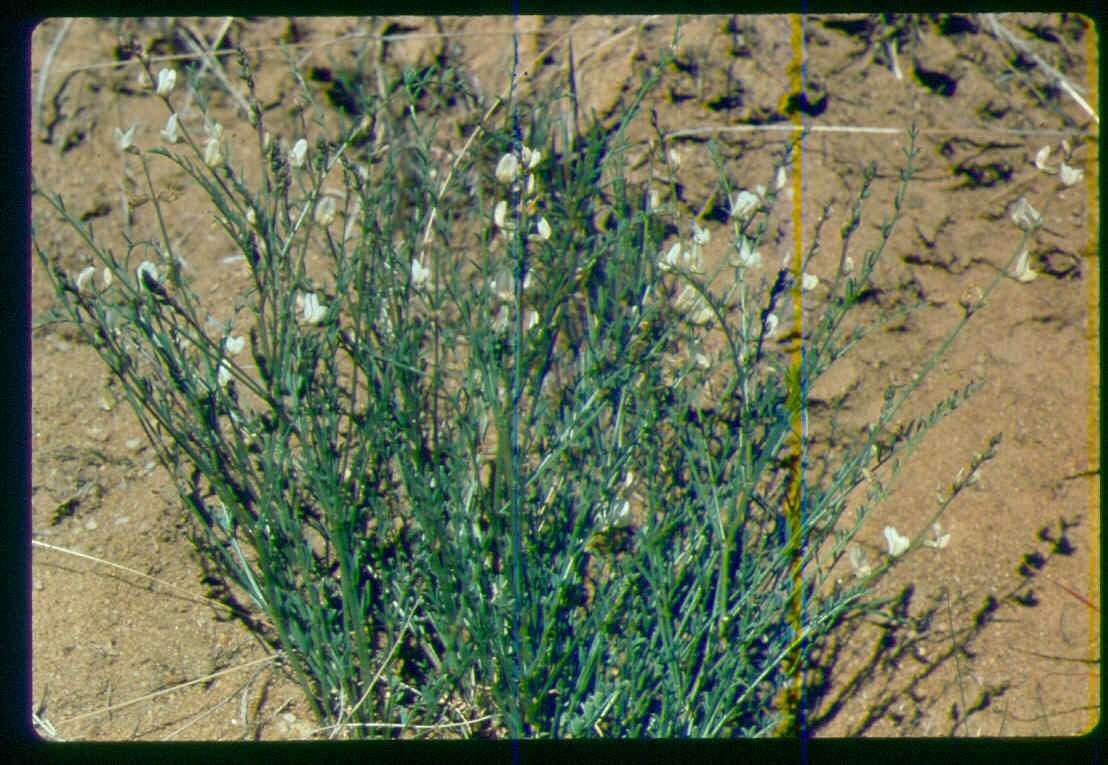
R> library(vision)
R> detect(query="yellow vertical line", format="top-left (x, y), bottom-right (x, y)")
top-left (772, 12), bottom-right (808, 737)
top-left (1083, 15), bottom-right (1100, 736)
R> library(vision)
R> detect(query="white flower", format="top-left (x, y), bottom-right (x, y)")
top-left (1059, 162), bottom-right (1083, 187)
top-left (204, 137), bottom-right (223, 168)
top-left (692, 223), bottom-right (710, 246)
top-left (525, 309), bottom-right (540, 333)
top-left (113, 124), bottom-right (137, 153)
top-left (801, 272), bottom-right (819, 291)
top-left (1012, 247), bottom-right (1037, 283)
top-left (884, 526), bottom-right (910, 557)
top-left (764, 312), bottom-right (779, 337)
top-left (217, 360), bottom-right (233, 387)
top-left (225, 334), bottom-right (245, 355)
top-left (729, 189), bottom-right (760, 221)
top-left (495, 153), bottom-right (519, 184)
top-left (102, 267), bottom-right (113, 288)
top-left (155, 68), bottom-right (176, 96)
top-left (1010, 197), bottom-right (1041, 230)
top-left (842, 256), bottom-right (854, 275)
top-left (529, 216), bottom-right (552, 242)
top-left (774, 165), bottom-right (788, 192)
top-left (314, 196), bottom-right (337, 226)
top-left (204, 120), bottom-right (223, 141)
top-left (668, 147), bottom-right (681, 167)
top-left (160, 113), bottom-right (179, 144)
top-left (848, 545), bottom-right (871, 578)
top-left (1033, 145), bottom-right (1052, 172)
top-left (136, 260), bottom-right (160, 289)
top-left (493, 200), bottom-right (514, 230)
top-left (289, 138), bottom-right (308, 169)
top-left (648, 187), bottom-right (661, 211)
top-left (297, 292), bottom-right (326, 324)
top-left (75, 266), bottom-right (96, 293)
top-left (733, 236), bottom-right (761, 268)
top-left (923, 522), bottom-right (950, 549)
top-left (411, 259), bottom-right (431, 288)
top-left (657, 242), bottom-right (684, 273)
top-left (522, 146), bottom-right (542, 170)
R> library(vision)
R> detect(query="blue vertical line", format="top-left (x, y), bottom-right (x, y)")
top-left (797, 10), bottom-right (812, 755)
top-left (508, 7), bottom-right (525, 747)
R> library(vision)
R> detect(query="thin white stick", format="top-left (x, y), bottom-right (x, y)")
top-left (32, 539), bottom-right (248, 618)
top-left (984, 13), bottom-right (1098, 124)
top-left (179, 18), bottom-right (253, 121)
top-left (55, 654), bottom-right (280, 727)
top-left (34, 18), bottom-right (75, 140)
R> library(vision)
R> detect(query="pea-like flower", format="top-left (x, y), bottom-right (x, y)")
top-left (884, 526), bottom-right (910, 557)
top-left (160, 113), bottom-right (179, 144)
top-left (297, 292), bottom-right (326, 324)
top-left (314, 196), bottom-right (337, 226)
top-left (217, 360), bottom-right (233, 388)
top-left (692, 223), bottom-right (710, 246)
top-left (75, 266), bottom-right (96, 293)
top-left (522, 146), bottom-right (542, 170)
top-left (493, 200), bottom-right (514, 231)
top-left (225, 334), bottom-right (245, 355)
top-left (289, 138), bottom-right (308, 169)
top-left (136, 260), bottom-right (160, 290)
top-left (529, 216), bottom-right (551, 242)
top-left (411, 259), bottom-right (431, 288)
top-left (113, 124), bottom-right (137, 153)
top-left (774, 165), bottom-right (788, 192)
top-left (204, 137), bottom-right (223, 168)
top-left (1010, 197), bottom-right (1041, 230)
top-left (1059, 162), bottom-right (1083, 187)
top-left (764, 312), bottom-right (779, 337)
top-left (1012, 247), bottom-right (1037, 283)
top-left (848, 545), bottom-right (871, 578)
top-left (801, 272), bottom-right (819, 291)
top-left (155, 68), bottom-right (177, 96)
top-left (732, 235), bottom-right (761, 268)
top-left (1033, 145), bottom-right (1052, 172)
top-left (922, 522), bottom-right (950, 549)
top-left (495, 153), bottom-right (519, 185)
top-left (729, 190), bottom-right (760, 221)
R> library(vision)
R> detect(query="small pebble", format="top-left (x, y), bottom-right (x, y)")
top-left (84, 518), bottom-right (98, 531)
top-left (125, 438), bottom-right (143, 451)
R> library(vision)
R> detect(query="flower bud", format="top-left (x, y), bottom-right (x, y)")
top-left (204, 137), bottom-right (223, 168)
top-left (314, 196), bottom-right (336, 226)
top-left (160, 113), bottom-right (179, 144)
top-left (495, 153), bottom-right (519, 184)
top-left (156, 68), bottom-right (176, 96)
top-left (289, 138), bottom-right (308, 169)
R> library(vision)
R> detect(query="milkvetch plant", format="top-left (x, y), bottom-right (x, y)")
top-left (33, 31), bottom-right (1005, 738)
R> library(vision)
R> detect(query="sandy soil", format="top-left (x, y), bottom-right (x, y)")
top-left (29, 15), bottom-right (1098, 739)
